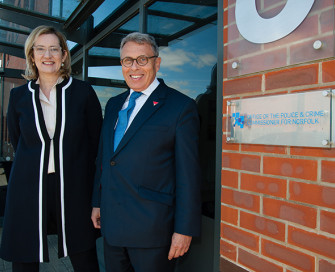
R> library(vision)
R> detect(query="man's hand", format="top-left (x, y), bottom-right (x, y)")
top-left (168, 233), bottom-right (192, 260)
top-left (91, 207), bottom-right (101, 229)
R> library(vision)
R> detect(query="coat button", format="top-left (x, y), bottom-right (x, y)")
top-left (110, 161), bottom-right (116, 166)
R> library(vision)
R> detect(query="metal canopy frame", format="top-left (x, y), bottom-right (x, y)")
top-left (0, 0), bottom-right (217, 84)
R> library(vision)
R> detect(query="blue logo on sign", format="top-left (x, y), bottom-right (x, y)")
top-left (232, 112), bottom-right (244, 128)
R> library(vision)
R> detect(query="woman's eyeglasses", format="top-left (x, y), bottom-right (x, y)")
top-left (33, 46), bottom-right (62, 56)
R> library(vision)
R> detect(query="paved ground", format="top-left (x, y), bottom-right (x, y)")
top-left (0, 223), bottom-right (105, 272)
top-left (0, 168), bottom-right (105, 272)
top-left (0, 233), bottom-right (74, 272)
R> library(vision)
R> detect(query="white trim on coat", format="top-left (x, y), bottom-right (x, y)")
top-left (59, 77), bottom-right (72, 257)
top-left (28, 81), bottom-right (46, 262)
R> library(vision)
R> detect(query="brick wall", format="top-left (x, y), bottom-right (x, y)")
top-left (221, 1), bottom-right (335, 271)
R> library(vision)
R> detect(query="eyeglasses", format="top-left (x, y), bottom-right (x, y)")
top-left (33, 46), bottom-right (62, 56)
top-left (121, 55), bottom-right (158, 67)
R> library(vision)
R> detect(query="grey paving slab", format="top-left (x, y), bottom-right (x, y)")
top-left (0, 228), bottom-right (105, 271)
top-left (0, 233), bottom-right (74, 272)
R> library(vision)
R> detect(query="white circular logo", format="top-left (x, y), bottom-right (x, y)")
top-left (235, 0), bottom-right (315, 44)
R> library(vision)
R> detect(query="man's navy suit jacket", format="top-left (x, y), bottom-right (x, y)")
top-left (92, 79), bottom-right (201, 248)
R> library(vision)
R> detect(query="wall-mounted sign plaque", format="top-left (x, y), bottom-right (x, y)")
top-left (227, 90), bottom-right (334, 148)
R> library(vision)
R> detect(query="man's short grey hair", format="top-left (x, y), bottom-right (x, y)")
top-left (120, 32), bottom-right (159, 57)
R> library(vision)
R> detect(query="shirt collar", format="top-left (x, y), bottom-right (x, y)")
top-left (129, 78), bottom-right (160, 97)
top-left (36, 76), bottom-right (64, 87)
top-left (38, 77), bottom-right (64, 102)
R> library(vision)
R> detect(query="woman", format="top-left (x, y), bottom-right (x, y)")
top-left (0, 26), bottom-right (102, 271)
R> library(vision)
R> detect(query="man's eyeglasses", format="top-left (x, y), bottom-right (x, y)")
top-left (121, 55), bottom-right (158, 67)
top-left (33, 46), bottom-right (62, 56)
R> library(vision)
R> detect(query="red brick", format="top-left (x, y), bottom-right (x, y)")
top-left (227, 2), bottom-right (236, 24)
top-left (265, 65), bottom-right (318, 90)
top-left (320, 210), bottom-right (335, 235)
top-left (260, 2), bottom-right (285, 18)
top-left (312, 0), bottom-right (333, 10)
top-left (238, 249), bottom-right (283, 272)
top-left (290, 15), bottom-right (319, 43)
top-left (262, 239), bottom-right (315, 272)
top-left (263, 197), bottom-right (317, 228)
top-left (288, 226), bottom-right (335, 259)
top-left (241, 144), bottom-right (287, 155)
top-left (227, 39), bottom-right (262, 59)
top-left (220, 257), bottom-right (250, 272)
top-left (227, 23), bottom-right (239, 42)
top-left (222, 170), bottom-right (238, 188)
top-left (319, 259), bottom-right (335, 272)
top-left (240, 211), bottom-right (285, 241)
top-left (290, 181), bottom-right (335, 209)
top-left (263, 0), bottom-right (285, 9)
top-left (6, 56), bottom-right (25, 70)
top-left (223, 63), bottom-right (228, 79)
top-left (223, 0), bottom-right (228, 9)
top-left (223, 9), bottom-right (228, 28)
top-left (227, 48), bottom-right (287, 78)
top-left (222, 139), bottom-right (239, 151)
top-left (320, 8), bottom-right (333, 33)
top-left (221, 223), bottom-right (259, 251)
top-left (241, 173), bottom-right (286, 198)
top-left (220, 239), bottom-right (237, 260)
top-left (321, 161), bottom-right (335, 184)
top-left (290, 34), bottom-right (333, 65)
top-left (222, 152), bottom-right (260, 172)
top-left (222, 116), bottom-right (227, 131)
top-left (291, 146), bottom-right (335, 158)
top-left (223, 75), bottom-right (262, 95)
top-left (221, 205), bottom-right (238, 225)
top-left (263, 156), bottom-right (317, 180)
top-left (223, 98), bottom-right (231, 114)
top-left (263, 18), bottom-right (316, 51)
top-left (323, 60), bottom-right (335, 83)
top-left (221, 188), bottom-right (260, 212)
top-left (223, 27), bottom-right (228, 45)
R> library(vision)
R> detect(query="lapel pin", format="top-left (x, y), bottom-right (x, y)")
top-left (153, 101), bottom-right (159, 106)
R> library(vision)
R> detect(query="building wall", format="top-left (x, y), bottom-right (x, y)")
top-left (220, 1), bottom-right (335, 271)
top-left (5, 55), bottom-right (25, 70)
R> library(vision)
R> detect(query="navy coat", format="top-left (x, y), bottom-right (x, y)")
top-left (0, 77), bottom-right (102, 262)
top-left (92, 79), bottom-right (201, 248)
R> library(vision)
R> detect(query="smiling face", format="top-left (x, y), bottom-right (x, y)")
top-left (121, 41), bottom-right (161, 92)
top-left (32, 33), bottom-right (67, 79)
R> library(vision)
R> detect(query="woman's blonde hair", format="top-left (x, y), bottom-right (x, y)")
top-left (23, 25), bottom-right (71, 80)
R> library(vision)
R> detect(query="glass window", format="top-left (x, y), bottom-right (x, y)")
top-left (51, 0), bottom-right (80, 19)
top-left (0, 29), bottom-right (27, 47)
top-left (147, 15), bottom-right (194, 35)
top-left (149, 1), bottom-right (217, 19)
top-left (89, 47), bottom-right (120, 58)
top-left (92, 0), bottom-right (126, 27)
top-left (0, 19), bottom-right (30, 32)
top-left (2, 77), bottom-right (26, 161)
top-left (89, 66), bottom-right (124, 81)
top-left (157, 24), bottom-right (217, 219)
top-left (159, 24), bottom-right (217, 99)
top-left (119, 14), bottom-right (140, 33)
top-left (2, 0), bottom-right (81, 20)
top-left (92, 85), bottom-right (127, 114)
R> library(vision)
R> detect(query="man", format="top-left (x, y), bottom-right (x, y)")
top-left (91, 32), bottom-right (201, 272)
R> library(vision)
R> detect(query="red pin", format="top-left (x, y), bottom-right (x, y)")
top-left (153, 101), bottom-right (159, 106)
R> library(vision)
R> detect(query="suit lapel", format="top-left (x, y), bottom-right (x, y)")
top-left (113, 83), bottom-right (167, 155)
